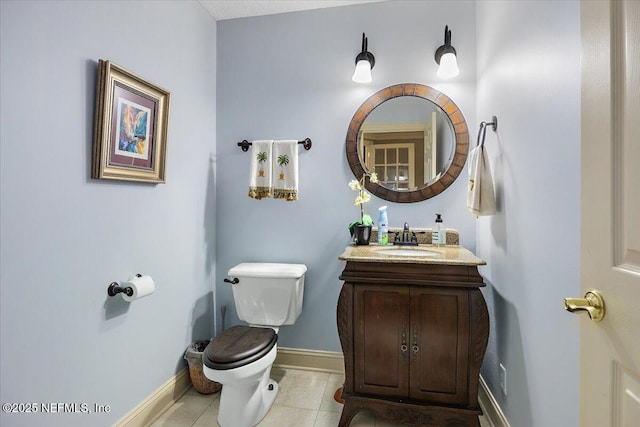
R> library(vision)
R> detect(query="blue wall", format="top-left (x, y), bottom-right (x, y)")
top-left (0, 1), bottom-right (216, 425)
top-left (215, 0), bottom-right (477, 351)
top-left (475, 1), bottom-right (581, 426)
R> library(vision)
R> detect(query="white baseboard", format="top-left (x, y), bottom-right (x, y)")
top-left (478, 375), bottom-right (511, 427)
top-left (274, 347), bottom-right (344, 374)
top-left (114, 367), bottom-right (191, 427)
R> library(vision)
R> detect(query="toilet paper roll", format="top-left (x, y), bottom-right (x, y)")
top-left (122, 275), bottom-right (155, 302)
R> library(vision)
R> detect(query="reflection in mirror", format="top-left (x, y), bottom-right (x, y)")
top-left (346, 84), bottom-right (469, 203)
top-left (359, 97), bottom-right (455, 191)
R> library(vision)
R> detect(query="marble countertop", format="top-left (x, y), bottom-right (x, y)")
top-left (339, 244), bottom-right (486, 266)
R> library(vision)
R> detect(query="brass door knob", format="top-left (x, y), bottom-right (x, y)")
top-left (564, 290), bottom-right (605, 321)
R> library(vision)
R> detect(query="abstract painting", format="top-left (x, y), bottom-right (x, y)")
top-left (92, 60), bottom-right (170, 183)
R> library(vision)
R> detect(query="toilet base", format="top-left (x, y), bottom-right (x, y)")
top-left (203, 345), bottom-right (279, 427)
top-left (217, 373), bottom-right (278, 427)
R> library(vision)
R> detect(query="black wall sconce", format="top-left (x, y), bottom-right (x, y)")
top-left (352, 33), bottom-right (375, 83)
top-left (434, 25), bottom-right (459, 79)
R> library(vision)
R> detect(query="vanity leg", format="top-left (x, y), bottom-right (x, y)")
top-left (337, 398), bottom-right (361, 427)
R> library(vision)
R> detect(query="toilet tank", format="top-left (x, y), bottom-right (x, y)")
top-left (227, 263), bottom-right (307, 326)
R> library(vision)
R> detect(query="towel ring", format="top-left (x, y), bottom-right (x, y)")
top-left (477, 116), bottom-right (498, 147)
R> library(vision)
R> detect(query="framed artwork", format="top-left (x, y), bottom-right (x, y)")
top-left (92, 60), bottom-right (170, 183)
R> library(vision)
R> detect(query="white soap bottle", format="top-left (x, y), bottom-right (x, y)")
top-left (433, 214), bottom-right (446, 246)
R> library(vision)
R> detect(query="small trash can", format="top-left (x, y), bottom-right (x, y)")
top-left (184, 340), bottom-right (221, 395)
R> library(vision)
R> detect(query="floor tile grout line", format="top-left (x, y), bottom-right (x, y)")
top-left (188, 398), bottom-right (214, 427)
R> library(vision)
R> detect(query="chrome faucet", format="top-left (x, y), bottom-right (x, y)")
top-left (393, 222), bottom-right (418, 246)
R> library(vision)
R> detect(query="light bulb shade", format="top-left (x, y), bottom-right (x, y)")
top-left (437, 52), bottom-right (459, 78)
top-left (352, 33), bottom-right (375, 83)
top-left (352, 59), bottom-right (372, 83)
top-left (434, 25), bottom-right (459, 79)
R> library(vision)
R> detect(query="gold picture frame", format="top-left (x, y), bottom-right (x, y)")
top-left (92, 60), bottom-right (170, 183)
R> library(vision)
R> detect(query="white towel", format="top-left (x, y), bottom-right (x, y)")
top-left (272, 140), bottom-right (299, 201)
top-left (248, 140), bottom-right (273, 200)
top-left (467, 145), bottom-right (496, 216)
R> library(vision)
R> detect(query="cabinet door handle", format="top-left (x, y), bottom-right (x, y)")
top-left (412, 327), bottom-right (419, 353)
top-left (401, 325), bottom-right (408, 354)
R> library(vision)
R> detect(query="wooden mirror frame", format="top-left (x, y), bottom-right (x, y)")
top-left (346, 83), bottom-right (469, 203)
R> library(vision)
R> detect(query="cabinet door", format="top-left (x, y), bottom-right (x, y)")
top-left (354, 284), bottom-right (410, 398)
top-left (410, 287), bottom-right (469, 405)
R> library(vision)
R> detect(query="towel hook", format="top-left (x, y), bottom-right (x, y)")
top-left (477, 116), bottom-right (498, 147)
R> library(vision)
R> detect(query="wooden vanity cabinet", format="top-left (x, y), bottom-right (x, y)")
top-left (338, 261), bottom-right (489, 427)
top-left (354, 285), bottom-right (470, 404)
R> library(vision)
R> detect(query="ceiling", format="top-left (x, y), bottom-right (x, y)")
top-left (199, 0), bottom-right (387, 21)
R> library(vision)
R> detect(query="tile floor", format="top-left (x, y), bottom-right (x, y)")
top-left (151, 368), bottom-right (492, 427)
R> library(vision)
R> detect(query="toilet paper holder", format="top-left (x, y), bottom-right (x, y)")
top-left (107, 274), bottom-right (142, 297)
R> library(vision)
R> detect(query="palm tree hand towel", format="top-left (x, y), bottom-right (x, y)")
top-left (272, 140), bottom-right (299, 201)
top-left (248, 140), bottom-right (274, 199)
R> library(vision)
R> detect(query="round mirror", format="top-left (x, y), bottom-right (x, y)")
top-left (346, 83), bottom-right (469, 203)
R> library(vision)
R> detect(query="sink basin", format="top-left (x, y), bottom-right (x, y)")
top-left (375, 248), bottom-right (439, 257)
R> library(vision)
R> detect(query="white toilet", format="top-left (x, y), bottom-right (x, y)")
top-left (202, 262), bottom-right (307, 427)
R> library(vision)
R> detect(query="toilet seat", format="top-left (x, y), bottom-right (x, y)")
top-left (204, 325), bottom-right (277, 370)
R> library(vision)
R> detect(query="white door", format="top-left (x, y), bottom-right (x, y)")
top-left (574, 1), bottom-right (640, 426)
top-left (424, 111), bottom-right (437, 183)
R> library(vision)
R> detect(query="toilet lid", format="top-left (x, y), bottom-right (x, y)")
top-left (203, 326), bottom-right (277, 370)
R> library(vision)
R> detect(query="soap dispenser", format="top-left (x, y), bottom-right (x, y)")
top-left (433, 213), bottom-right (446, 246)
top-left (378, 206), bottom-right (389, 246)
